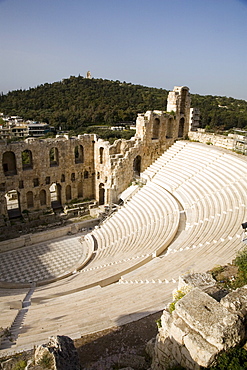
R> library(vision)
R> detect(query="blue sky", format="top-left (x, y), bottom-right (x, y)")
top-left (0, 0), bottom-right (246, 99)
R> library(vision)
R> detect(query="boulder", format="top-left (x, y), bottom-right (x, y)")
top-left (221, 285), bottom-right (247, 317)
top-left (35, 335), bottom-right (80, 370)
top-left (175, 288), bottom-right (244, 351)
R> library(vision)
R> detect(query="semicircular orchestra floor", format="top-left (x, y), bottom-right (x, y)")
top-left (0, 234), bottom-right (84, 284)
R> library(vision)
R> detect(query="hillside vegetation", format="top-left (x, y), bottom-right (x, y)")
top-left (0, 76), bottom-right (247, 133)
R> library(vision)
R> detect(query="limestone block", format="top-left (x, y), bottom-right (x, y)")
top-left (175, 288), bottom-right (243, 351)
top-left (160, 310), bottom-right (172, 335)
top-left (183, 331), bottom-right (218, 368)
top-left (170, 316), bottom-right (190, 345)
top-left (221, 285), bottom-right (247, 317)
top-left (178, 272), bottom-right (216, 291)
top-left (178, 273), bottom-right (226, 301)
top-left (180, 344), bottom-right (200, 370)
top-left (171, 339), bottom-right (182, 364)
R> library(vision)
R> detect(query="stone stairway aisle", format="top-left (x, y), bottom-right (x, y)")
top-left (0, 282), bottom-right (36, 350)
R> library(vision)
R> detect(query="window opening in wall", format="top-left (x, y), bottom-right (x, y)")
top-left (66, 185), bottom-right (72, 201)
top-left (40, 189), bottom-right (46, 206)
top-left (45, 176), bottom-right (51, 185)
top-left (99, 183), bottom-right (105, 205)
top-left (166, 118), bottom-right (173, 138)
top-left (75, 145), bottom-right (84, 164)
top-left (22, 149), bottom-right (33, 170)
top-left (19, 180), bottom-right (24, 189)
top-left (33, 178), bottom-right (39, 187)
top-left (50, 147), bottom-right (59, 167)
top-left (26, 191), bottom-right (34, 208)
top-left (49, 183), bottom-right (62, 211)
top-left (71, 173), bottom-right (75, 182)
top-left (99, 147), bottom-right (104, 164)
top-left (61, 174), bottom-right (65, 182)
top-left (133, 155), bottom-right (141, 177)
top-left (0, 183), bottom-right (6, 191)
top-left (84, 170), bottom-right (89, 179)
top-left (152, 118), bottom-right (160, 139)
top-left (2, 151), bottom-right (17, 176)
top-left (5, 190), bottom-right (21, 218)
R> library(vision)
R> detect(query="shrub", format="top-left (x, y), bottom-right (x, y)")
top-left (234, 247), bottom-right (247, 285)
top-left (209, 346), bottom-right (247, 369)
top-left (169, 286), bottom-right (192, 313)
top-left (37, 352), bottom-right (53, 368)
top-left (13, 360), bottom-right (27, 370)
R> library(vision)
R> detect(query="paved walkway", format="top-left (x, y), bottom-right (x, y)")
top-left (0, 234), bottom-right (85, 284)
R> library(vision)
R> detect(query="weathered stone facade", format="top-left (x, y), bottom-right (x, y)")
top-left (0, 86), bottom-right (191, 229)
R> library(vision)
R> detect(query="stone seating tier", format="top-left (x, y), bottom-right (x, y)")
top-left (1, 141), bottom-right (247, 356)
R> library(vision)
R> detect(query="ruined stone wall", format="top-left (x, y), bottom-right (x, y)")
top-left (188, 130), bottom-right (235, 150)
top-left (0, 86), bottom-right (191, 226)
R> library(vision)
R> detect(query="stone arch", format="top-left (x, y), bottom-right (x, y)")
top-left (39, 189), bottom-right (46, 206)
top-left (99, 147), bottom-right (104, 164)
top-left (5, 190), bottom-right (21, 218)
top-left (152, 118), bottom-right (160, 139)
top-left (22, 149), bottom-right (33, 170)
top-left (99, 183), bottom-right (105, 205)
top-left (178, 117), bottom-right (185, 138)
top-left (2, 151), bottom-right (17, 176)
top-left (49, 183), bottom-right (62, 210)
top-left (77, 182), bottom-right (83, 198)
top-left (166, 118), bottom-right (173, 138)
top-left (66, 184), bottom-right (72, 201)
top-left (133, 155), bottom-right (141, 177)
top-left (26, 191), bottom-right (34, 208)
top-left (75, 145), bottom-right (84, 164)
top-left (49, 147), bottom-right (59, 167)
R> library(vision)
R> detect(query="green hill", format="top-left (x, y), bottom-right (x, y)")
top-left (0, 76), bottom-right (247, 133)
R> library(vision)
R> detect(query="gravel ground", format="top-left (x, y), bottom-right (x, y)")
top-left (75, 311), bottom-right (162, 370)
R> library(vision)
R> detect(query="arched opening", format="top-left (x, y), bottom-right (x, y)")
top-left (99, 147), bottom-right (104, 164)
top-left (65, 185), bottom-right (72, 201)
top-left (77, 182), bottom-right (83, 198)
top-left (75, 145), bottom-right (84, 164)
top-left (49, 183), bottom-right (62, 211)
top-left (26, 191), bottom-right (34, 208)
top-left (5, 190), bottom-right (21, 218)
top-left (152, 118), bottom-right (160, 139)
top-left (178, 117), bottom-right (185, 138)
top-left (40, 189), bottom-right (46, 206)
top-left (133, 155), bottom-right (141, 177)
top-left (61, 174), bottom-right (65, 182)
top-left (49, 147), bottom-right (59, 167)
top-left (22, 149), bottom-right (33, 170)
top-left (99, 183), bottom-right (105, 205)
top-left (166, 118), bottom-right (173, 138)
top-left (2, 151), bottom-right (17, 176)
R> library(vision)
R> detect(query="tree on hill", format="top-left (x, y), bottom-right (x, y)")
top-left (0, 76), bottom-right (247, 133)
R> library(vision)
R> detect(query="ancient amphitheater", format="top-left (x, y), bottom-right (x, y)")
top-left (1, 87), bottom-right (247, 357)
